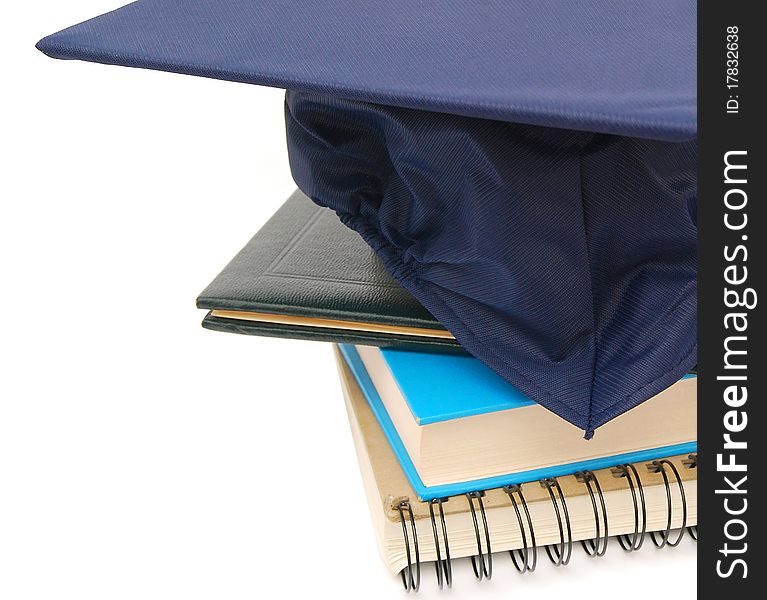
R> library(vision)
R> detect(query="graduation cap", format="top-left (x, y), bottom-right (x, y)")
top-left (37, 0), bottom-right (697, 437)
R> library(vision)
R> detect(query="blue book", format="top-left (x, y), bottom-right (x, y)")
top-left (339, 344), bottom-right (696, 500)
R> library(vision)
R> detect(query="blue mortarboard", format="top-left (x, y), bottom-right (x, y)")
top-left (37, 0), bottom-right (697, 436)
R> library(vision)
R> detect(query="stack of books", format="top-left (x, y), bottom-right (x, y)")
top-left (38, 1), bottom-right (698, 590)
top-left (197, 191), bottom-right (697, 589)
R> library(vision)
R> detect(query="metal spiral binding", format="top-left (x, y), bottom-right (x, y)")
top-left (682, 454), bottom-right (698, 541)
top-left (540, 478), bottom-right (573, 566)
top-left (687, 524), bottom-right (698, 541)
top-left (428, 498), bottom-right (452, 589)
top-left (465, 491), bottom-right (492, 580)
top-left (646, 460), bottom-right (688, 548)
top-left (575, 470), bottom-right (609, 557)
top-left (502, 484), bottom-right (537, 573)
top-left (397, 500), bottom-right (421, 592)
top-left (611, 463), bottom-right (647, 551)
top-left (395, 458), bottom-right (695, 590)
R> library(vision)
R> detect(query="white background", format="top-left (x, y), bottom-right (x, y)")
top-left (1, 2), bottom-right (696, 598)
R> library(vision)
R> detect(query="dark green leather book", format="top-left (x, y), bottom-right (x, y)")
top-left (197, 190), bottom-right (459, 349)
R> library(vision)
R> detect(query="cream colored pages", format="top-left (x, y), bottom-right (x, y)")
top-left (210, 309), bottom-right (455, 339)
top-left (355, 344), bottom-right (696, 487)
top-left (334, 346), bottom-right (697, 575)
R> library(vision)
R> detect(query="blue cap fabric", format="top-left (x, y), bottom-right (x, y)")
top-left (38, 0), bottom-right (697, 435)
top-left (37, 0), bottom-right (695, 140)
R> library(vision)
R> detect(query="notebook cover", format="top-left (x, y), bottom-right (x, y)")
top-left (371, 347), bottom-right (536, 425)
top-left (197, 190), bottom-right (459, 349)
top-left (338, 344), bottom-right (697, 500)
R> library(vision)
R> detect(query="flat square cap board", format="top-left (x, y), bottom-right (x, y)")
top-left (38, 0), bottom-right (697, 436)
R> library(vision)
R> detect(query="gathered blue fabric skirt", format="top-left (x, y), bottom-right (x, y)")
top-left (286, 92), bottom-right (697, 436)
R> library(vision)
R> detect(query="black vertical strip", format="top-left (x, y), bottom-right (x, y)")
top-left (699, 1), bottom-right (765, 594)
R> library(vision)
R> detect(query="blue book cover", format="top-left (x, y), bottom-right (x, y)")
top-left (373, 347), bottom-right (537, 424)
top-left (339, 344), bottom-right (697, 500)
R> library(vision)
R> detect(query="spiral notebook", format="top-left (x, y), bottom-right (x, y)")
top-left (334, 346), bottom-right (697, 588)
